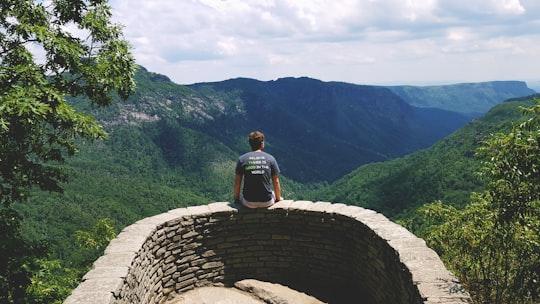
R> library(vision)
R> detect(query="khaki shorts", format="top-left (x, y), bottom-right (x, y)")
top-left (241, 192), bottom-right (275, 208)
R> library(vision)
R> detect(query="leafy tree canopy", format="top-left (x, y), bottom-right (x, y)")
top-left (0, 1), bottom-right (135, 302)
top-left (0, 0), bottom-right (136, 208)
top-left (415, 98), bottom-right (540, 304)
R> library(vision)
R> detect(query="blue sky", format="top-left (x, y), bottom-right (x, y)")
top-left (109, 0), bottom-right (540, 87)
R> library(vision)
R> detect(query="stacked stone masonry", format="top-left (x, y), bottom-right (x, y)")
top-left (64, 200), bottom-right (472, 304)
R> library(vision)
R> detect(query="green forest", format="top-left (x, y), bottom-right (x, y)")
top-left (1, 1), bottom-right (539, 304)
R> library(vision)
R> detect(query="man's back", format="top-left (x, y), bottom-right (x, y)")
top-left (236, 151), bottom-right (279, 202)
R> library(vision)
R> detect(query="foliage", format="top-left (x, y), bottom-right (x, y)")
top-left (22, 218), bottom-right (116, 304)
top-left (75, 218), bottom-right (116, 252)
top-left (476, 99), bottom-right (540, 222)
top-left (415, 98), bottom-right (540, 304)
top-left (0, 0), bottom-right (136, 207)
top-left (25, 259), bottom-right (80, 304)
top-left (0, 1), bottom-right (135, 302)
top-left (0, 208), bottom-right (47, 303)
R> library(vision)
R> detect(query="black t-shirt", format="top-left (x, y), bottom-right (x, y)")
top-left (235, 151), bottom-right (280, 202)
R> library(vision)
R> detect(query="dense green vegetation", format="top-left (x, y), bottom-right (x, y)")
top-left (411, 99), bottom-right (540, 303)
top-left (313, 96), bottom-right (537, 219)
top-left (0, 0), bottom-right (136, 302)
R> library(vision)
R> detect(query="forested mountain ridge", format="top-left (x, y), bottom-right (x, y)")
top-left (386, 81), bottom-right (535, 117)
top-left (311, 95), bottom-right (540, 218)
top-left (84, 67), bottom-right (534, 184)
top-left (187, 76), bottom-right (471, 182)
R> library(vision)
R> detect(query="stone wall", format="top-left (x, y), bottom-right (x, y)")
top-left (63, 201), bottom-right (472, 304)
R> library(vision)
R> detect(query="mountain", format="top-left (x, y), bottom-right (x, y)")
top-left (311, 95), bottom-right (539, 218)
top-left (527, 81), bottom-right (540, 92)
top-left (386, 81), bottom-right (535, 118)
top-left (87, 67), bottom-right (532, 185)
top-left (187, 77), bottom-right (470, 182)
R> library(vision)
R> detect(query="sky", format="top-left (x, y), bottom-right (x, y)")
top-left (108, 0), bottom-right (540, 87)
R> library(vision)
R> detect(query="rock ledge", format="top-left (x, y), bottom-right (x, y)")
top-left (165, 279), bottom-right (325, 304)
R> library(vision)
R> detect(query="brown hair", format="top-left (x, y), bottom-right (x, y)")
top-left (248, 131), bottom-right (265, 151)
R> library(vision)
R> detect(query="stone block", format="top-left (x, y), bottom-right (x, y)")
top-left (63, 291), bottom-right (114, 304)
top-left (181, 266), bottom-right (199, 275)
top-left (186, 205), bottom-right (212, 216)
top-left (82, 266), bottom-right (130, 280)
top-left (287, 200), bottom-right (314, 211)
top-left (104, 234), bottom-right (149, 254)
top-left (201, 249), bottom-right (216, 257)
top-left (201, 261), bottom-right (224, 270)
top-left (92, 252), bottom-right (136, 268)
top-left (166, 207), bottom-right (194, 218)
top-left (418, 281), bottom-right (471, 303)
top-left (207, 201), bottom-right (237, 213)
top-left (176, 277), bottom-right (198, 290)
top-left (163, 265), bottom-right (177, 277)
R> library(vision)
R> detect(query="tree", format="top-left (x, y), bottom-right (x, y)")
top-left (476, 98), bottom-right (540, 223)
top-left (25, 259), bottom-right (80, 304)
top-left (0, 208), bottom-right (48, 303)
top-left (416, 98), bottom-right (540, 303)
top-left (0, 0), bottom-right (136, 207)
top-left (74, 217), bottom-right (116, 257)
top-left (0, 1), bottom-right (136, 302)
top-left (23, 219), bottom-right (117, 304)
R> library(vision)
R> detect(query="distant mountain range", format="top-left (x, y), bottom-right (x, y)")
top-left (386, 81), bottom-right (534, 117)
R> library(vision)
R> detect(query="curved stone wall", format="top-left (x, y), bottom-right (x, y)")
top-left (64, 201), bottom-right (471, 304)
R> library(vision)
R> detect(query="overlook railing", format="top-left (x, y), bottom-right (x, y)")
top-left (64, 200), bottom-right (472, 304)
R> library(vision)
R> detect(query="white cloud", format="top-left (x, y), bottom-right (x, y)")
top-left (109, 0), bottom-right (540, 85)
top-left (492, 0), bottom-right (526, 14)
top-left (447, 29), bottom-right (466, 41)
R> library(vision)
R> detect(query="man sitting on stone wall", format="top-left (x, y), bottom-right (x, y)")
top-left (234, 131), bottom-right (282, 208)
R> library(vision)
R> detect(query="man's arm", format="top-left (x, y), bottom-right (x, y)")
top-left (234, 173), bottom-right (242, 202)
top-left (272, 174), bottom-right (282, 202)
